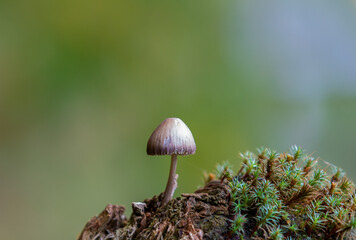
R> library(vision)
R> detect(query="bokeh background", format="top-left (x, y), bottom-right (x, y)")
top-left (1, 0), bottom-right (356, 239)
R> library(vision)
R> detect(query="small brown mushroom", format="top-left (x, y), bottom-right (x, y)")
top-left (147, 118), bottom-right (196, 205)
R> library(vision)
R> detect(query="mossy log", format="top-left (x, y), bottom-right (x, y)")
top-left (78, 146), bottom-right (356, 240)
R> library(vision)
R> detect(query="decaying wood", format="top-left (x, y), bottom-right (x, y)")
top-left (78, 181), bottom-right (231, 240)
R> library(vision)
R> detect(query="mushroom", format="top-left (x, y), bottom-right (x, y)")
top-left (147, 118), bottom-right (196, 205)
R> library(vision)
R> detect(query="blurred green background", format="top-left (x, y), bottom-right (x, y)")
top-left (1, 0), bottom-right (356, 239)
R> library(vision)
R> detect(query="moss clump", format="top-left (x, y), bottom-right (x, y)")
top-left (225, 146), bottom-right (356, 239)
top-left (78, 146), bottom-right (356, 240)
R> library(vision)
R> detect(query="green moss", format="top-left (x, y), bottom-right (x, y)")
top-left (223, 145), bottom-right (356, 239)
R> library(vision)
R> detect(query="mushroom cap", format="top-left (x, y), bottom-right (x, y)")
top-left (147, 118), bottom-right (196, 155)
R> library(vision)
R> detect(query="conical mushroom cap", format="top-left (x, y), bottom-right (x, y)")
top-left (147, 118), bottom-right (196, 155)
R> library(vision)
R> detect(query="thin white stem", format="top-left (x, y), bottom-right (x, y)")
top-left (162, 154), bottom-right (178, 205)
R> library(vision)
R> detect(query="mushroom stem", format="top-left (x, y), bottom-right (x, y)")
top-left (162, 154), bottom-right (178, 205)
